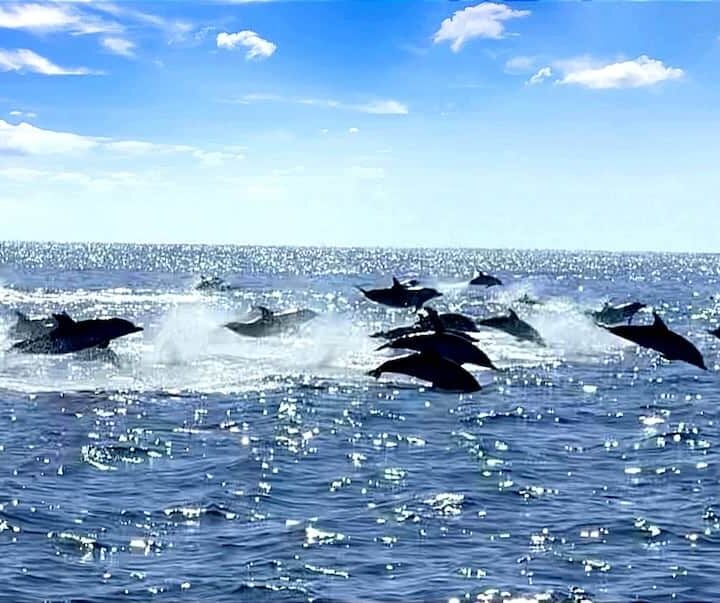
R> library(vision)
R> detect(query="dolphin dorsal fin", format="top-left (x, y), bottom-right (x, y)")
top-left (255, 306), bottom-right (273, 320)
top-left (424, 307), bottom-right (445, 332)
top-left (508, 308), bottom-right (519, 320)
top-left (391, 277), bottom-right (402, 289)
top-left (653, 312), bottom-right (668, 330)
top-left (14, 310), bottom-right (29, 322)
top-left (52, 312), bottom-right (75, 331)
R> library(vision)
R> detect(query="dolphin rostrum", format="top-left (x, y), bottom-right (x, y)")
top-left (478, 308), bottom-right (545, 346)
top-left (357, 277), bottom-right (442, 310)
top-left (367, 352), bottom-right (481, 393)
top-left (12, 313), bottom-right (143, 355)
top-left (601, 312), bottom-right (706, 370)
top-left (225, 306), bottom-right (317, 338)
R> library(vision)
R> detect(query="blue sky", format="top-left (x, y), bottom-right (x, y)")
top-left (1, 1), bottom-right (719, 251)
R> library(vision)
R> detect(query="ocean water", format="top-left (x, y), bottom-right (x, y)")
top-left (0, 242), bottom-right (719, 603)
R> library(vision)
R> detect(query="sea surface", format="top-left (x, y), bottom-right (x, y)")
top-left (0, 242), bottom-right (719, 603)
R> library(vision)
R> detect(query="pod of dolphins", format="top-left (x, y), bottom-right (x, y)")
top-left (3, 268), bottom-right (718, 391)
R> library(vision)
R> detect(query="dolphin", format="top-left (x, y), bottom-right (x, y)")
top-left (370, 308), bottom-right (478, 341)
top-left (589, 301), bottom-right (647, 325)
top-left (418, 307), bottom-right (479, 332)
top-left (8, 311), bottom-right (58, 340)
top-left (225, 306), bottom-right (317, 338)
top-left (601, 312), bottom-right (706, 370)
top-left (478, 308), bottom-right (545, 346)
top-left (357, 277), bottom-right (442, 310)
top-left (470, 270), bottom-right (502, 288)
top-left (377, 332), bottom-right (497, 370)
top-left (367, 352), bottom-right (481, 393)
top-left (516, 294), bottom-right (542, 306)
top-left (12, 313), bottom-right (143, 355)
top-left (196, 275), bottom-right (238, 292)
top-left (709, 326), bottom-right (720, 340)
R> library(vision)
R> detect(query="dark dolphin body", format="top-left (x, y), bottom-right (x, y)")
top-left (367, 352), bottom-right (481, 393)
top-left (419, 308), bottom-right (478, 332)
top-left (378, 332), bottom-right (497, 370)
top-left (590, 301), bottom-right (647, 325)
top-left (470, 270), bottom-right (502, 288)
top-left (225, 306), bottom-right (317, 338)
top-left (9, 311), bottom-right (58, 340)
top-left (602, 312), bottom-right (706, 370)
top-left (709, 326), bottom-right (720, 340)
top-left (478, 308), bottom-right (545, 346)
top-left (12, 313), bottom-right (143, 355)
top-left (196, 276), bottom-right (238, 292)
top-left (357, 277), bottom-right (442, 310)
top-left (370, 308), bottom-right (478, 340)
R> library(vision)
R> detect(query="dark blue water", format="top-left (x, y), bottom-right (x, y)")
top-left (1, 242), bottom-right (719, 602)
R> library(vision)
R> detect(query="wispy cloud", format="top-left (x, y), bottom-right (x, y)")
top-left (433, 2), bottom-right (530, 52)
top-left (0, 48), bottom-right (100, 75)
top-left (101, 36), bottom-right (136, 57)
top-left (0, 2), bottom-right (120, 35)
top-left (505, 55), bottom-right (537, 74)
top-left (216, 30), bottom-right (276, 60)
top-left (234, 94), bottom-right (409, 115)
top-left (0, 166), bottom-right (142, 192)
top-left (527, 66), bottom-right (552, 86)
top-left (9, 109), bottom-right (37, 119)
top-left (0, 119), bottom-right (244, 164)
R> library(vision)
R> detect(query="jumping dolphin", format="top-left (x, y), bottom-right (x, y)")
top-left (589, 301), bottom-right (647, 325)
top-left (12, 313), bottom-right (143, 355)
top-left (377, 332), bottom-right (497, 370)
top-left (478, 308), bottom-right (545, 346)
top-left (367, 352), bottom-right (481, 393)
top-left (709, 326), bottom-right (720, 340)
top-left (357, 277), bottom-right (442, 310)
top-left (470, 270), bottom-right (502, 288)
top-left (601, 312), bottom-right (706, 370)
top-left (224, 306), bottom-right (317, 338)
top-left (195, 275), bottom-right (238, 292)
top-left (9, 311), bottom-right (57, 340)
top-left (370, 308), bottom-right (479, 340)
top-left (516, 294), bottom-right (542, 306)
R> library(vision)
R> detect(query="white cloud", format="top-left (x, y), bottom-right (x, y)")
top-left (348, 127), bottom-right (359, 134)
top-left (101, 36), bottom-right (136, 57)
top-left (0, 48), bottom-right (100, 75)
top-left (433, 2), bottom-right (530, 52)
top-left (9, 109), bottom-right (37, 118)
top-left (0, 119), bottom-right (244, 164)
top-left (0, 119), bottom-right (99, 153)
top-left (527, 66), bottom-right (552, 85)
top-left (556, 55), bottom-right (683, 89)
top-left (0, 3), bottom-right (120, 35)
top-left (235, 94), bottom-right (408, 114)
top-left (505, 55), bottom-right (537, 74)
top-left (216, 30), bottom-right (276, 60)
top-left (356, 100), bottom-right (408, 115)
